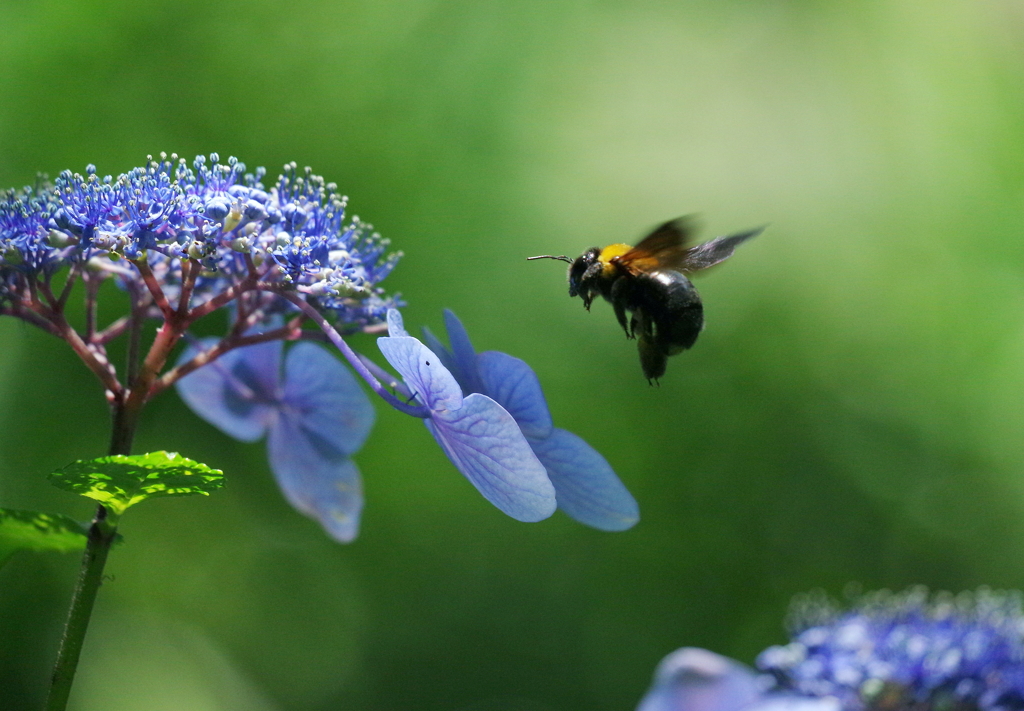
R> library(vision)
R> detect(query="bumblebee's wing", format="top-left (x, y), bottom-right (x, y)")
top-left (675, 226), bottom-right (764, 273)
top-left (615, 217), bottom-right (698, 275)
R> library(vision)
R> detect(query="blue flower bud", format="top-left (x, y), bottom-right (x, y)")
top-left (283, 203), bottom-right (308, 230)
top-left (243, 199), bottom-right (267, 223)
top-left (204, 197), bottom-right (231, 222)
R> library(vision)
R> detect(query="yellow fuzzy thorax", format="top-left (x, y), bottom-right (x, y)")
top-left (598, 243), bottom-right (632, 277)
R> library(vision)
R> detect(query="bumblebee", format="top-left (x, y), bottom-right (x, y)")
top-left (528, 217), bottom-right (762, 383)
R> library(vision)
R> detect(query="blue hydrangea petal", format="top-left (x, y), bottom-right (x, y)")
top-left (421, 326), bottom-right (459, 383)
top-left (746, 697), bottom-right (841, 711)
top-left (442, 309), bottom-right (485, 395)
top-left (425, 393), bottom-right (556, 522)
top-left (529, 428), bottom-right (639, 531)
top-left (386, 308), bottom-right (409, 337)
top-left (175, 338), bottom-right (280, 442)
top-left (477, 350), bottom-right (554, 440)
top-left (637, 648), bottom-right (763, 711)
top-left (281, 342), bottom-right (375, 456)
top-left (267, 409), bottom-right (364, 543)
top-left (377, 335), bottom-right (463, 412)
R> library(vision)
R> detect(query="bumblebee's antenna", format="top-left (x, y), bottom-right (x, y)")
top-left (526, 254), bottom-right (572, 263)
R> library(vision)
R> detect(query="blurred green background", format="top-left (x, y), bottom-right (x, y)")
top-left (3, 0), bottom-right (1024, 709)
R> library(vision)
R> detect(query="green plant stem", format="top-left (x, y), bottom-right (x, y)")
top-left (44, 402), bottom-right (134, 711)
top-left (43, 505), bottom-right (118, 711)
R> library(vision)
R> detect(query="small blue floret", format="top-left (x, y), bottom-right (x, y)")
top-left (380, 309), bottom-right (639, 531)
top-left (377, 312), bottom-right (557, 522)
top-left (176, 338), bottom-right (374, 542)
top-left (421, 310), bottom-right (640, 531)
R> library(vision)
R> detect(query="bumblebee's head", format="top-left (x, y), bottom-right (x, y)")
top-left (567, 248), bottom-right (602, 309)
top-left (526, 248), bottom-right (602, 309)
top-left (568, 248), bottom-right (600, 298)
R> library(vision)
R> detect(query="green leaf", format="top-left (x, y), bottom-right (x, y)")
top-left (0, 508), bottom-right (87, 567)
top-left (48, 451), bottom-right (225, 516)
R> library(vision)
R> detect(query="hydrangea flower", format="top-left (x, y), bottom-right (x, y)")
top-left (2, 154), bottom-right (639, 543)
top-left (417, 310), bottom-right (639, 531)
top-left (0, 153), bottom-right (399, 326)
top-left (637, 588), bottom-right (1024, 711)
top-left (176, 338), bottom-right (373, 542)
top-left (0, 154), bottom-right (410, 536)
top-left (760, 588), bottom-right (1024, 711)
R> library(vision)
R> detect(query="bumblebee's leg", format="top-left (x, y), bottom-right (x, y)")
top-left (613, 301), bottom-right (632, 338)
top-left (637, 332), bottom-right (667, 384)
top-left (579, 283), bottom-right (597, 311)
top-left (609, 277), bottom-right (634, 338)
top-left (632, 307), bottom-right (665, 383)
top-left (581, 262), bottom-right (604, 312)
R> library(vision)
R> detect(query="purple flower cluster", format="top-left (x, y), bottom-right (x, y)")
top-left (639, 588), bottom-right (1024, 711)
top-left (0, 154), bottom-right (400, 326)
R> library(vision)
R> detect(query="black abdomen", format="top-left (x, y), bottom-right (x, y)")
top-left (609, 269), bottom-right (704, 381)
top-left (646, 270), bottom-right (703, 354)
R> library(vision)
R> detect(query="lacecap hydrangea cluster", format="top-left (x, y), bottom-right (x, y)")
top-left (638, 588), bottom-right (1024, 711)
top-left (0, 153), bottom-right (400, 326)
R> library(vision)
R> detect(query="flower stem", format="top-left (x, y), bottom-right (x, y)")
top-left (43, 505), bottom-right (118, 711)
top-left (44, 400), bottom-right (135, 711)
top-left (278, 290), bottom-right (431, 418)
top-left (148, 322), bottom-right (301, 397)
